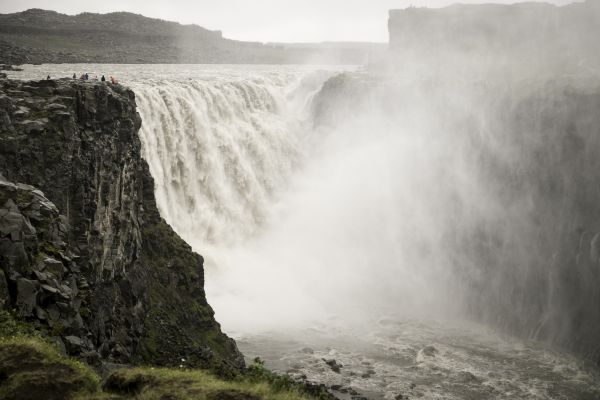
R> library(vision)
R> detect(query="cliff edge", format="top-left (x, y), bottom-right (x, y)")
top-left (0, 77), bottom-right (244, 373)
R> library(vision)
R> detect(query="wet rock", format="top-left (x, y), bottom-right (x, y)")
top-left (35, 306), bottom-right (47, 320)
top-left (323, 358), bottom-right (343, 373)
top-left (16, 278), bottom-right (38, 316)
top-left (64, 335), bottom-right (87, 354)
top-left (40, 283), bottom-right (59, 294)
top-left (416, 345), bottom-right (438, 362)
top-left (0, 209), bottom-right (36, 241)
top-left (42, 257), bottom-right (66, 276)
top-left (17, 119), bottom-right (45, 134)
top-left (0, 270), bottom-right (9, 308)
top-left (45, 103), bottom-right (67, 111)
top-left (456, 371), bottom-right (480, 383)
top-left (421, 345), bottom-right (438, 356)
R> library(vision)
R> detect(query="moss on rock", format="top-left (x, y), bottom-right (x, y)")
top-left (0, 337), bottom-right (100, 400)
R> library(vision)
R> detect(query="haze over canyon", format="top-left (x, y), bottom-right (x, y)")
top-left (1, 1), bottom-right (600, 400)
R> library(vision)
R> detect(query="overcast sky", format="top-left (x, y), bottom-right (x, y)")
top-left (0, 0), bottom-right (578, 42)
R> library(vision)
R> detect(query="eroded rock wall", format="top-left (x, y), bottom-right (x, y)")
top-left (0, 77), bottom-right (243, 373)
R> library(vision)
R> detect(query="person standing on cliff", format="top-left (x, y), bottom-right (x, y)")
top-left (73, 73), bottom-right (76, 79)
top-left (101, 75), bottom-right (106, 82)
top-left (46, 75), bottom-right (51, 80)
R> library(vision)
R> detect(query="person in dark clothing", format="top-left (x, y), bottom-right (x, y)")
top-left (101, 75), bottom-right (106, 82)
top-left (84, 73), bottom-right (89, 80)
top-left (73, 73), bottom-right (76, 79)
top-left (46, 75), bottom-right (51, 80)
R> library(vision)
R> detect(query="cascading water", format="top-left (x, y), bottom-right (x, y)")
top-left (8, 64), bottom-right (600, 400)
top-left (132, 69), bottom-right (600, 399)
top-left (131, 67), bottom-right (357, 329)
top-left (134, 71), bottom-right (467, 332)
top-left (134, 77), bottom-right (306, 247)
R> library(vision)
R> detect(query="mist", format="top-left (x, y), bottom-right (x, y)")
top-left (128, 4), bottom-right (600, 366)
top-left (3, 0), bottom-right (600, 398)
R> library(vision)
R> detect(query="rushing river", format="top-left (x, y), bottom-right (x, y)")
top-left (238, 319), bottom-right (600, 400)
top-left (7, 64), bottom-right (600, 399)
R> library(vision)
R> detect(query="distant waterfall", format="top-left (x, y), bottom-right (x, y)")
top-left (132, 73), bottom-right (329, 249)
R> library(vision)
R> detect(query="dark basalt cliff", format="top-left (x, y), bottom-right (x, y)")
top-left (0, 77), bottom-right (244, 373)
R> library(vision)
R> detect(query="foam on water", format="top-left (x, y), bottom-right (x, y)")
top-left (237, 319), bottom-right (600, 400)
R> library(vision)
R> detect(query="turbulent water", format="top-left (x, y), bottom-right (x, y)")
top-left (8, 65), bottom-right (600, 399)
top-left (238, 320), bottom-right (600, 400)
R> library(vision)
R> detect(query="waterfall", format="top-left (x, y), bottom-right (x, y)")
top-left (131, 67), bottom-right (600, 364)
top-left (131, 70), bottom-right (464, 332)
top-left (131, 70), bottom-right (349, 331)
top-left (133, 72), bottom-right (327, 249)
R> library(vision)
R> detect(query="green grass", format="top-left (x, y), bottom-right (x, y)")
top-left (0, 329), bottom-right (331, 400)
top-left (0, 337), bottom-right (101, 400)
top-left (0, 310), bottom-right (39, 338)
top-left (96, 366), bottom-right (316, 400)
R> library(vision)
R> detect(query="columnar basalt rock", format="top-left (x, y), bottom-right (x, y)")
top-left (0, 77), bottom-right (244, 373)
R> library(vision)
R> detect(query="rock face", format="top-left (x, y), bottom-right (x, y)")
top-left (0, 77), bottom-right (244, 373)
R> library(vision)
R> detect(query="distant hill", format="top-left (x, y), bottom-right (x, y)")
top-left (387, 0), bottom-right (600, 77)
top-left (0, 9), bottom-right (382, 65)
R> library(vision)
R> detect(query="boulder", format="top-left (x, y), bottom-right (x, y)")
top-left (0, 270), bottom-right (9, 308)
top-left (17, 119), bottom-right (45, 134)
top-left (416, 345), bottom-right (438, 363)
top-left (322, 358), bottom-right (342, 373)
top-left (16, 277), bottom-right (38, 316)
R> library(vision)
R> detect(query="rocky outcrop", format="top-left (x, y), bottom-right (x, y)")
top-left (0, 77), bottom-right (244, 373)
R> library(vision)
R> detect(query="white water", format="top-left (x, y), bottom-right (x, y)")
top-left (131, 66), bottom-right (348, 329)
top-left (8, 65), bottom-right (463, 331)
top-left (128, 67), bottom-right (464, 331)
top-left (8, 64), bottom-right (600, 399)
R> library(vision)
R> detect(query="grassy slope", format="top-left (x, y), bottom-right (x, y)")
top-left (0, 311), bottom-right (328, 400)
top-left (92, 367), bottom-right (317, 400)
top-left (0, 337), bottom-right (100, 400)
